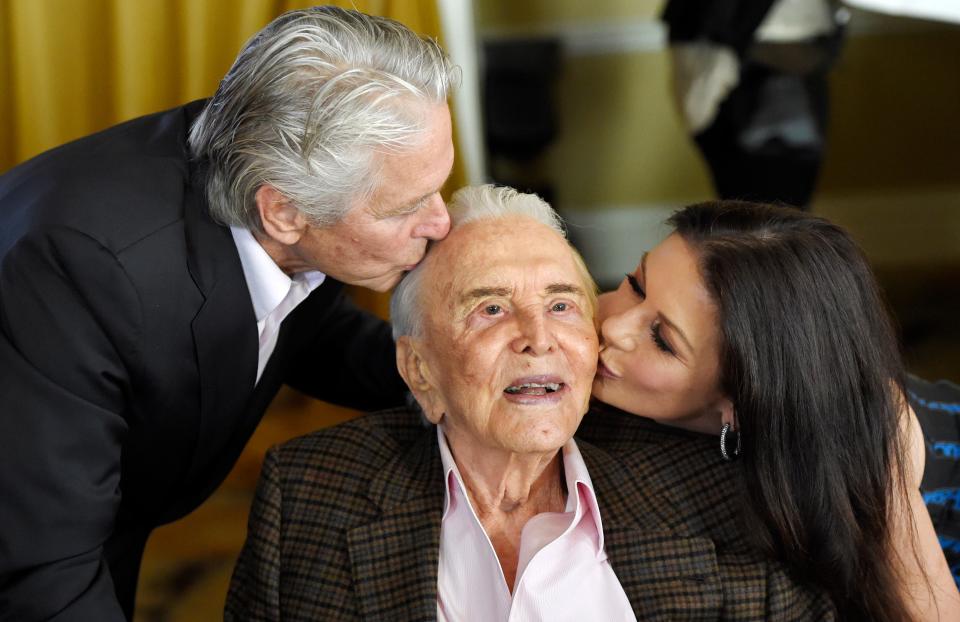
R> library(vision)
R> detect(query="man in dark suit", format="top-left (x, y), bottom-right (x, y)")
top-left (0, 7), bottom-right (455, 620)
top-left (226, 186), bottom-right (834, 620)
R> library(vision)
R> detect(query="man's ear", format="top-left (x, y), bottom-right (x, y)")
top-left (396, 336), bottom-right (444, 424)
top-left (256, 185), bottom-right (308, 245)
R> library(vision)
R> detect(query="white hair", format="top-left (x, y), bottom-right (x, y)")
top-left (188, 6), bottom-right (458, 231)
top-left (391, 184), bottom-right (581, 340)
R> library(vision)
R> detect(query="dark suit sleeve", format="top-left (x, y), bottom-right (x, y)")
top-left (283, 289), bottom-right (407, 411)
top-left (0, 228), bottom-right (137, 620)
top-left (225, 449), bottom-right (282, 622)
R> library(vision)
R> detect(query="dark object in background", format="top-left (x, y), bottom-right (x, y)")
top-left (694, 58), bottom-right (831, 208)
top-left (482, 37), bottom-right (561, 203)
top-left (663, 0), bottom-right (845, 209)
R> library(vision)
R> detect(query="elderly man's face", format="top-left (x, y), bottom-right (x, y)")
top-left (403, 216), bottom-right (598, 455)
top-left (287, 103), bottom-right (454, 291)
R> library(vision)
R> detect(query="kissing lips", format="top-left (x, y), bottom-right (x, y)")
top-left (596, 358), bottom-right (619, 380)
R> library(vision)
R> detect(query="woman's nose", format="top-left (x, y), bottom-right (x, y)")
top-left (597, 291), bottom-right (618, 323)
top-left (599, 305), bottom-right (641, 351)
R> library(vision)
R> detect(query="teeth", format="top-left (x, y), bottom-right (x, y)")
top-left (505, 382), bottom-right (562, 394)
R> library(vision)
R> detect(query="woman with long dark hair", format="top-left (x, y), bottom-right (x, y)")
top-left (590, 201), bottom-right (959, 621)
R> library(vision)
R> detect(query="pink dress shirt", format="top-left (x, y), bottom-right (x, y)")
top-left (436, 427), bottom-right (637, 621)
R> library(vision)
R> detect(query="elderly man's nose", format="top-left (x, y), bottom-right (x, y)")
top-left (412, 194), bottom-right (450, 240)
top-left (512, 313), bottom-right (555, 355)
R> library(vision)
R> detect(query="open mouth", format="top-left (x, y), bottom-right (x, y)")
top-left (504, 382), bottom-right (564, 395)
top-left (503, 376), bottom-right (568, 403)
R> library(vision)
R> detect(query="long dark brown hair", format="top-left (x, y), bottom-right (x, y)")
top-left (669, 201), bottom-right (915, 621)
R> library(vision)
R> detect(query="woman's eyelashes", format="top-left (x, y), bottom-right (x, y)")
top-left (624, 272), bottom-right (674, 355)
top-left (651, 321), bottom-right (675, 355)
top-left (626, 273), bottom-right (645, 298)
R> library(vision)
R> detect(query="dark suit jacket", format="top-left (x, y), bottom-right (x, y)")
top-left (0, 102), bottom-right (407, 620)
top-left (226, 406), bottom-right (835, 621)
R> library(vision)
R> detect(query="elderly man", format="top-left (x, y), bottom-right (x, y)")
top-left (0, 7), bottom-right (453, 619)
top-left (225, 185), bottom-right (833, 621)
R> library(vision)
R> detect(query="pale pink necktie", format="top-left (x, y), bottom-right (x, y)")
top-left (256, 276), bottom-right (312, 383)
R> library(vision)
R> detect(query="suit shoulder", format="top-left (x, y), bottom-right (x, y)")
top-left (0, 102), bottom-right (207, 256)
top-left (582, 404), bottom-right (749, 538)
top-left (269, 407), bottom-right (428, 480)
top-left (257, 408), bottom-right (432, 555)
top-left (581, 403), bottom-right (726, 484)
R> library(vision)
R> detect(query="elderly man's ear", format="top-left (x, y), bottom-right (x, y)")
top-left (396, 337), bottom-right (444, 424)
top-left (256, 185), bottom-right (308, 245)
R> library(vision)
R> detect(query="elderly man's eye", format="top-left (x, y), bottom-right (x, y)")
top-left (551, 302), bottom-right (569, 312)
top-left (483, 304), bottom-right (502, 315)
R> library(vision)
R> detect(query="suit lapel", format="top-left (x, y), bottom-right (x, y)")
top-left (181, 166), bottom-right (258, 486)
top-left (579, 441), bottom-right (728, 619)
top-left (348, 428), bottom-right (444, 621)
top-left (347, 429), bottom-right (768, 619)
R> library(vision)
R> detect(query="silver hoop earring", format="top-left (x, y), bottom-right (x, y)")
top-left (720, 422), bottom-right (741, 461)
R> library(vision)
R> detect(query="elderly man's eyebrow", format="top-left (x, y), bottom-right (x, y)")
top-left (460, 283), bottom-right (585, 308)
top-left (460, 286), bottom-right (512, 306)
top-left (545, 282), bottom-right (584, 296)
top-left (387, 163), bottom-right (455, 217)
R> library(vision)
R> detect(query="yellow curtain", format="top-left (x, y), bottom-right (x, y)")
top-left (0, 3), bottom-right (458, 618)
top-left (0, 0), bottom-right (463, 319)
top-left (0, 0), bottom-right (451, 172)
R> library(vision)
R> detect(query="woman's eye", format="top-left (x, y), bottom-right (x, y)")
top-left (483, 304), bottom-right (502, 315)
top-left (651, 321), bottom-right (675, 355)
top-left (551, 302), bottom-right (568, 312)
top-left (626, 273), bottom-right (645, 298)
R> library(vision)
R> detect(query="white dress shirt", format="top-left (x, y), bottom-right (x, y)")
top-left (230, 226), bottom-right (325, 384)
top-left (436, 427), bottom-right (636, 622)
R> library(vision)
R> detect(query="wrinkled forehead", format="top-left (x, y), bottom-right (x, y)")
top-left (422, 216), bottom-right (588, 307)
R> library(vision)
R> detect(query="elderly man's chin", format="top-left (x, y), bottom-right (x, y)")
top-left (502, 423), bottom-right (578, 455)
top-left (491, 400), bottom-right (588, 455)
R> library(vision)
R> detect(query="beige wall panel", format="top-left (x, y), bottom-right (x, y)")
top-left (549, 51), bottom-right (713, 208)
top-left (822, 29), bottom-right (960, 193)
top-left (478, 0), bottom-right (662, 29)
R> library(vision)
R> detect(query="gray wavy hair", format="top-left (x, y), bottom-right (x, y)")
top-left (188, 6), bottom-right (457, 231)
top-left (391, 185), bottom-right (597, 340)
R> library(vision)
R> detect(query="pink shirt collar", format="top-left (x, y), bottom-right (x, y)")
top-left (435, 426), bottom-right (635, 620)
top-left (437, 426), bottom-right (606, 556)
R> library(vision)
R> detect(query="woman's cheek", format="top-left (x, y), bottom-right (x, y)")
top-left (625, 352), bottom-right (673, 393)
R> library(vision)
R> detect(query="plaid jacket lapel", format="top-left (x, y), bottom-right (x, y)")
top-left (348, 427), bottom-right (444, 621)
top-left (580, 440), bottom-right (738, 620)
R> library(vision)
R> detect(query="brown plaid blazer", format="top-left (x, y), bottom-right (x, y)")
top-left (225, 405), bottom-right (835, 621)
